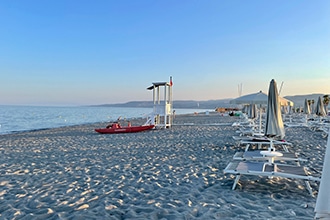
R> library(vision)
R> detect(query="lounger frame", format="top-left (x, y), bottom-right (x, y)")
top-left (224, 161), bottom-right (320, 196)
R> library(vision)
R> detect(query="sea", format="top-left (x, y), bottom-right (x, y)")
top-left (0, 105), bottom-right (211, 135)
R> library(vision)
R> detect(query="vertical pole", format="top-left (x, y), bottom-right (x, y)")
top-left (259, 104), bottom-right (262, 134)
top-left (169, 81), bottom-right (173, 126)
top-left (157, 86), bottom-right (160, 126)
top-left (164, 84), bottom-right (167, 127)
top-left (153, 85), bottom-right (156, 126)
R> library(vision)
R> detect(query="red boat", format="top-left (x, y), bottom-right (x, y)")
top-left (95, 123), bottom-right (154, 134)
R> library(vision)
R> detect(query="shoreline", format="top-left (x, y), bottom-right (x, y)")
top-left (0, 111), bottom-right (219, 136)
top-left (0, 113), bottom-right (327, 219)
top-left (0, 108), bottom-right (216, 135)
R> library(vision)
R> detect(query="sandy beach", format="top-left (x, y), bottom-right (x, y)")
top-left (0, 113), bottom-right (327, 219)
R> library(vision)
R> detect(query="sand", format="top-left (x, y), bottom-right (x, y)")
top-left (0, 113), bottom-right (327, 219)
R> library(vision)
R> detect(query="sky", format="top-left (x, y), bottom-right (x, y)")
top-left (0, 0), bottom-right (329, 106)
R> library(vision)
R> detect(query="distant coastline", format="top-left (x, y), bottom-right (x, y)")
top-left (90, 99), bottom-right (232, 110)
top-left (90, 93), bottom-right (327, 109)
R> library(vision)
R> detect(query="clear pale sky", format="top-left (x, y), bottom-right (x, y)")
top-left (1, 0), bottom-right (329, 106)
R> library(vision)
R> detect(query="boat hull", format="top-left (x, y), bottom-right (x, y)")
top-left (95, 125), bottom-right (154, 134)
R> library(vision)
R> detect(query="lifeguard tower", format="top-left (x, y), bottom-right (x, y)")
top-left (145, 77), bottom-right (173, 128)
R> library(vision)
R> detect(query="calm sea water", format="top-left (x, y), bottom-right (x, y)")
top-left (0, 105), bottom-right (209, 134)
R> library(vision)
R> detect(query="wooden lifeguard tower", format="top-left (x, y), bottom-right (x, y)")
top-left (146, 77), bottom-right (173, 128)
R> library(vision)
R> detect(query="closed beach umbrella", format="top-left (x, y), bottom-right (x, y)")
top-left (281, 106), bottom-right (288, 114)
top-left (315, 130), bottom-right (330, 218)
top-left (315, 96), bottom-right (326, 117)
top-left (264, 79), bottom-right (285, 139)
top-left (248, 104), bottom-right (257, 119)
top-left (304, 98), bottom-right (311, 115)
top-left (242, 105), bottom-right (249, 114)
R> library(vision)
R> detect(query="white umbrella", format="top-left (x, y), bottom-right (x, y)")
top-left (230, 91), bottom-right (294, 106)
top-left (315, 96), bottom-right (327, 117)
top-left (315, 129), bottom-right (330, 218)
top-left (304, 98), bottom-right (311, 115)
top-left (264, 79), bottom-right (285, 140)
top-left (301, 98), bottom-right (311, 124)
top-left (230, 91), bottom-right (268, 105)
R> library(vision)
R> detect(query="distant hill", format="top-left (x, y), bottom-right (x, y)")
top-left (284, 93), bottom-right (327, 107)
top-left (93, 99), bottom-right (233, 110)
top-left (91, 94), bottom-right (328, 110)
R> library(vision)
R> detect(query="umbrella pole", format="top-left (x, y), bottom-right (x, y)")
top-left (259, 105), bottom-right (262, 134)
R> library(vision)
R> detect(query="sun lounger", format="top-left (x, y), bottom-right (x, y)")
top-left (232, 136), bottom-right (292, 152)
top-left (224, 161), bottom-right (320, 195)
top-left (235, 128), bottom-right (264, 137)
top-left (233, 151), bottom-right (307, 164)
top-left (285, 122), bottom-right (308, 128)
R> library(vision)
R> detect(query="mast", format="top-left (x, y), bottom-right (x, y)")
top-left (238, 83), bottom-right (243, 97)
top-left (279, 81), bottom-right (284, 95)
